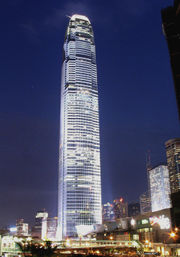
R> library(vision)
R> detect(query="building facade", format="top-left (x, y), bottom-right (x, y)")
top-left (102, 202), bottom-right (115, 222)
top-left (16, 219), bottom-right (28, 237)
top-left (46, 217), bottom-right (58, 241)
top-left (165, 138), bottom-right (180, 194)
top-left (113, 198), bottom-right (128, 219)
top-left (149, 165), bottom-right (171, 212)
top-left (32, 210), bottom-right (48, 239)
top-left (140, 191), bottom-right (151, 214)
top-left (58, 14), bottom-right (102, 238)
top-left (162, 1), bottom-right (180, 119)
top-left (128, 202), bottom-right (140, 217)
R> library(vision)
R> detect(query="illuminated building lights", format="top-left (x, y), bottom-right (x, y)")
top-left (58, 14), bottom-right (102, 239)
top-left (149, 165), bottom-right (171, 212)
top-left (149, 215), bottom-right (171, 230)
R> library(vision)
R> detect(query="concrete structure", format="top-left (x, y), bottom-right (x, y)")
top-left (58, 14), bottom-right (102, 238)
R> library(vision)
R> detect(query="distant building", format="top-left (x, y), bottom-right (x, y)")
top-left (113, 198), bottom-right (128, 219)
top-left (128, 202), bottom-right (140, 217)
top-left (32, 210), bottom-right (48, 239)
top-left (140, 191), bottom-right (151, 214)
top-left (46, 217), bottom-right (58, 241)
top-left (162, 0), bottom-right (180, 119)
top-left (165, 138), bottom-right (180, 194)
top-left (102, 202), bottom-right (115, 222)
top-left (16, 219), bottom-right (28, 237)
top-left (149, 165), bottom-right (171, 212)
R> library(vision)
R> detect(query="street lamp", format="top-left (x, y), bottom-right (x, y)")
top-left (169, 231), bottom-right (176, 239)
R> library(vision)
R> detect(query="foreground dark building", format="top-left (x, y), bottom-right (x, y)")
top-left (162, 0), bottom-right (180, 119)
top-left (165, 138), bottom-right (180, 194)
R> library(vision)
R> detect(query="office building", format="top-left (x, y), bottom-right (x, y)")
top-left (165, 138), bottom-right (180, 194)
top-left (113, 198), bottom-right (128, 219)
top-left (102, 202), bottom-right (115, 222)
top-left (162, 0), bottom-right (180, 119)
top-left (58, 15), bottom-right (102, 238)
top-left (149, 165), bottom-right (171, 212)
top-left (140, 191), bottom-right (151, 214)
top-left (46, 217), bottom-right (58, 241)
top-left (32, 210), bottom-right (48, 239)
top-left (128, 202), bottom-right (140, 217)
top-left (16, 219), bottom-right (28, 237)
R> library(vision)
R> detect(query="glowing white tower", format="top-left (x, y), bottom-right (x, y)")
top-left (58, 14), bottom-right (102, 238)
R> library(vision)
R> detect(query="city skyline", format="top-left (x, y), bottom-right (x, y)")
top-left (0, 0), bottom-right (180, 227)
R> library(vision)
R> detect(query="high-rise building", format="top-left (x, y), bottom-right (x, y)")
top-left (58, 14), bottom-right (102, 239)
top-left (32, 210), bottom-right (48, 239)
top-left (46, 217), bottom-right (58, 241)
top-left (165, 138), bottom-right (180, 194)
top-left (113, 198), bottom-right (128, 219)
top-left (16, 219), bottom-right (29, 237)
top-left (102, 202), bottom-right (115, 222)
top-left (162, 1), bottom-right (180, 119)
top-left (128, 202), bottom-right (140, 217)
top-left (149, 165), bottom-right (171, 212)
top-left (140, 191), bottom-right (151, 214)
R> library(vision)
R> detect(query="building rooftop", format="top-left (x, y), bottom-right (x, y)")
top-left (70, 14), bottom-right (90, 23)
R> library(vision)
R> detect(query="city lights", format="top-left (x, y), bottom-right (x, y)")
top-left (1, 1), bottom-right (180, 257)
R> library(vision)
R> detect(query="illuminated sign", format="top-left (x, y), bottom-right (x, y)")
top-left (149, 215), bottom-right (170, 230)
top-left (9, 227), bottom-right (17, 232)
top-left (130, 218), bottom-right (136, 226)
top-left (76, 225), bottom-right (94, 236)
top-left (142, 219), bottom-right (149, 224)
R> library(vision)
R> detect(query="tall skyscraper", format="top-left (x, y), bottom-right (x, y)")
top-left (58, 14), bottom-right (102, 239)
top-left (149, 165), bottom-right (171, 212)
top-left (165, 138), bottom-right (180, 194)
top-left (162, 0), bottom-right (180, 119)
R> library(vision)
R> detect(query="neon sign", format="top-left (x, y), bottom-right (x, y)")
top-left (149, 215), bottom-right (170, 230)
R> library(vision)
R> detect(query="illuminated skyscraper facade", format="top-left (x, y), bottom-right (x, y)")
top-left (165, 138), bottom-right (180, 194)
top-left (58, 15), bottom-right (102, 238)
top-left (149, 165), bottom-right (171, 212)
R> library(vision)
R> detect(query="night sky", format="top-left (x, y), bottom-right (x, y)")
top-left (0, 0), bottom-right (179, 227)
